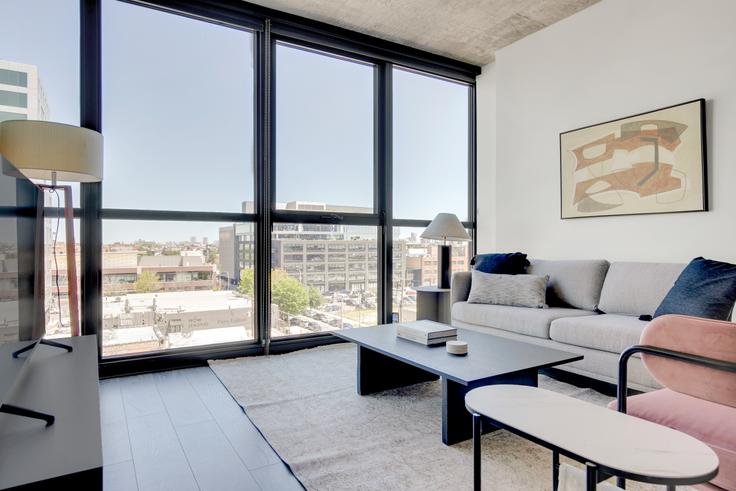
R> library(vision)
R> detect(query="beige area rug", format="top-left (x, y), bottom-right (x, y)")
top-left (210, 345), bottom-right (692, 491)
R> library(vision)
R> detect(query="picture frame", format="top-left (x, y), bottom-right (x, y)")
top-left (559, 98), bottom-right (707, 219)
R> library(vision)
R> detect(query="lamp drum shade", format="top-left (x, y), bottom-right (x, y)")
top-left (0, 120), bottom-right (103, 182)
top-left (421, 213), bottom-right (470, 241)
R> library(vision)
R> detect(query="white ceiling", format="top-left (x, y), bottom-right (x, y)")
top-left (247, 0), bottom-right (600, 65)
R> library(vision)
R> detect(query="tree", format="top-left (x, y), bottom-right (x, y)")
top-left (134, 271), bottom-right (160, 293)
top-left (206, 247), bottom-right (218, 265)
top-left (238, 268), bottom-right (255, 295)
top-left (307, 286), bottom-right (324, 309)
top-left (271, 269), bottom-right (308, 316)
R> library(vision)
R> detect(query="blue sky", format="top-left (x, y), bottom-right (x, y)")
top-left (1, 0), bottom-right (469, 244)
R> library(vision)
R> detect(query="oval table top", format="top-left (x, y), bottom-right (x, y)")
top-left (465, 385), bottom-right (719, 484)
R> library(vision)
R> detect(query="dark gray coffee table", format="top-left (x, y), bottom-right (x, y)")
top-left (333, 323), bottom-right (582, 445)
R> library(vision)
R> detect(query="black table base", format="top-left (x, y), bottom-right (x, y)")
top-left (356, 346), bottom-right (538, 445)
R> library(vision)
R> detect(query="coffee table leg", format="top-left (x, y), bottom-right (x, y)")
top-left (443, 369), bottom-right (538, 445)
top-left (552, 450), bottom-right (560, 491)
top-left (443, 377), bottom-right (474, 445)
top-left (356, 346), bottom-right (438, 395)
top-left (473, 413), bottom-right (482, 491)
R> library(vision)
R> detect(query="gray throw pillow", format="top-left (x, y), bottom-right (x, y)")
top-left (467, 270), bottom-right (549, 308)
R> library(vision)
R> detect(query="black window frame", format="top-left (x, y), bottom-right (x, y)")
top-left (75, 0), bottom-right (479, 377)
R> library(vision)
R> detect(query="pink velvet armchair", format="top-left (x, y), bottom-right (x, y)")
top-left (615, 315), bottom-right (736, 490)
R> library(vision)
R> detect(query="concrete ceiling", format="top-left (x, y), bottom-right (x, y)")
top-left (248, 0), bottom-right (600, 65)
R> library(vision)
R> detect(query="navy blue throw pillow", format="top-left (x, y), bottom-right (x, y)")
top-left (473, 253), bottom-right (529, 275)
top-left (654, 257), bottom-right (736, 320)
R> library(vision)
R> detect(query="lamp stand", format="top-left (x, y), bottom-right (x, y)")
top-left (438, 244), bottom-right (452, 289)
top-left (39, 184), bottom-right (80, 337)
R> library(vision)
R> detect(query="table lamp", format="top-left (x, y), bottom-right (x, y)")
top-left (421, 213), bottom-right (470, 289)
top-left (0, 120), bottom-right (103, 336)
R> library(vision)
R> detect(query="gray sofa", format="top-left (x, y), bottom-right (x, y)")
top-left (451, 260), bottom-right (689, 391)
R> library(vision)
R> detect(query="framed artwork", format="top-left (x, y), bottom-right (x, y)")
top-left (560, 99), bottom-right (707, 219)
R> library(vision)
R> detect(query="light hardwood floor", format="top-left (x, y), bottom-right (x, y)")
top-left (101, 367), bottom-right (304, 491)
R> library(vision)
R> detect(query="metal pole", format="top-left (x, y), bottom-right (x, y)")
top-left (473, 413), bottom-right (482, 491)
top-left (586, 463), bottom-right (597, 491)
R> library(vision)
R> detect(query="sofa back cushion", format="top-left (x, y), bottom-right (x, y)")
top-left (598, 262), bottom-right (685, 316)
top-left (528, 259), bottom-right (609, 311)
top-left (473, 252), bottom-right (529, 274)
top-left (654, 257), bottom-right (736, 321)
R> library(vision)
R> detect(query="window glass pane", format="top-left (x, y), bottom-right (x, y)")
top-left (102, 0), bottom-right (254, 212)
top-left (0, 111), bottom-right (27, 123)
top-left (392, 226), bottom-right (471, 323)
top-left (43, 214), bottom-right (81, 339)
top-left (0, 67), bottom-right (28, 87)
top-left (393, 68), bottom-right (469, 220)
top-left (270, 223), bottom-right (377, 337)
top-left (101, 220), bottom-right (255, 357)
top-left (275, 43), bottom-right (374, 212)
top-left (0, 0), bottom-right (80, 205)
top-left (0, 90), bottom-right (27, 108)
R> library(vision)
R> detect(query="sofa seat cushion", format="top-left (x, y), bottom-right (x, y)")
top-left (608, 389), bottom-right (736, 491)
top-left (550, 314), bottom-right (647, 354)
top-left (452, 301), bottom-right (595, 339)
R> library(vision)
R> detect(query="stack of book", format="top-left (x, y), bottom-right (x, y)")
top-left (396, 320), bottom-right (457, 346)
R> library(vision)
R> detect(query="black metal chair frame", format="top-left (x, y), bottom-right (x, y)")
top-left (615, 344), bottom-right (736, 489)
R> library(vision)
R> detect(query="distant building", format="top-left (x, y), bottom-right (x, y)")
top-left (273, 237), bottom-right (378, 293)
top-left (49, 246), bottom-right (215, 297)
top-left (103, 251), bottom-right (215, 295)
top-left (218, 201), bottom-right (469, 294)
top-left (0, 60), bottom-right (48, 123)
top-left (0, 251), bottom-right (20, 343)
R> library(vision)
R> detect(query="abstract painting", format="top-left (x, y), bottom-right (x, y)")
top-left (560, 99), bottom-right (707, 219)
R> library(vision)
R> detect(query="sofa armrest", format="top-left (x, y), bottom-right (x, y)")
top-left (451, 271), bottom-right (472, 304)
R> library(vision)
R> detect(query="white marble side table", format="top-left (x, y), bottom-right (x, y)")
top-left (465, 385), bottom-right (719, 491)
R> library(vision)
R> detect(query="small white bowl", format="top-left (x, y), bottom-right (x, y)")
top-left (446, 340), bottom-right (468, 356)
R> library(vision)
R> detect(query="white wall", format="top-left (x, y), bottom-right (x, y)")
top-left (478, 0), bottom-right (736, 263)
top-left (475, 63), bottom-right (496, 252)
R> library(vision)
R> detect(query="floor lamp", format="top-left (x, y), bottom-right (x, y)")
top-left (0, 120), bottom-right (103, 336)
top-left (421, 213), bottom-right (471, 289)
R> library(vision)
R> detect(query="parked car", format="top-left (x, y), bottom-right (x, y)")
top-left (342, 322), bottom-right (354, 329)
top-left (329, 318), bottom-right (342, 327)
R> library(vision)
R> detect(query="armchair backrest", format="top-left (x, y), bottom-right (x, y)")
top-left (641, 315), bottom-right (736, 408)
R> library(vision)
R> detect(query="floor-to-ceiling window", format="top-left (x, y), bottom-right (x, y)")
top-left (2, 0), bottom-right (478, 369)
top-left (100, 0), bottom-right (256, 357)
top-left (270, 43), bottom-right (379, 337)
top-left (391, 68), bottom-right (473, 322)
